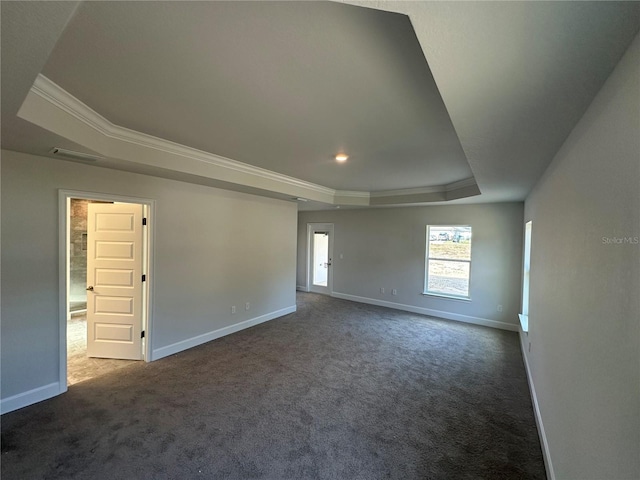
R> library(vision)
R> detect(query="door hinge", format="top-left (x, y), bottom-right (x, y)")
top-left (142, 274), bottom-right (146, 282)
top-left (142, 218), bottom-right (147, 226)
top-left (141, 331), bottom-right (145, 339)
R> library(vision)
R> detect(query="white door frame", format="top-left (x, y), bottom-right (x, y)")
top-left (306, 223), bottom-right (334, 294)
top-left (58, 189), bottom-right (155, 395)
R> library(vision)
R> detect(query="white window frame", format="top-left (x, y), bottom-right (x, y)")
top-left (423, 225), bottom-right (472, 300)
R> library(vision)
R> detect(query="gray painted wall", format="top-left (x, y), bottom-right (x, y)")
top-left (523, 34), bottom-right (640, 479)
top-left (298, 203), bottom-right (524, 327)
top-left (1, 150), bottom-right (297, 400)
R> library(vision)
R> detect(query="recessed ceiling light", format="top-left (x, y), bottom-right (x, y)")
top-left (292, 197), bottom-right (308, 202)
top-left (335, 153), bottom-right (349, 163)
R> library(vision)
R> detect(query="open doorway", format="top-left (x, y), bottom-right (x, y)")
top-left (307, 223), bottom-right (334, 295)
top-left (60, 191), bottom-right (154, 388)
top-left (67, 198), bottom-right (131, 385)
top-left (69, 198), bottom-right (110, 316)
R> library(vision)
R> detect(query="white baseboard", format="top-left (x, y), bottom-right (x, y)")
top-left (2, 306), bottom-right (297, 413)
top-left (519, 331), bottom-right (555, 480)
top-left (331, 292), bottom-right (518, 331)
top-left (1, 382), bottom-right (61, 415)
top-left (151, 305), bottom-right (297, 361)
top-left (296, 285), bottom-right (308, 292)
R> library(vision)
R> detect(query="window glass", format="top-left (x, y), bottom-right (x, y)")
top-left (425, 226), bottom-right (472, 298)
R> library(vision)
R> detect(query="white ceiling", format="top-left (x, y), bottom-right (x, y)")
top-left (2, 1), bottom-right (639, 209)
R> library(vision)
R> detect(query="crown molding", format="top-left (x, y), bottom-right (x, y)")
top-left (334, 190), bottom-right (370, 199)
top-left (445, 177), bottom-right (477, 192)
top-left (31, 75), bottom-right (335, 197)
top-left (370, 185), bottom-right (443, 198)
top-left (32, 74), bottom-right (108, 134)
top-left (26, 74), bottom-right (480, 208)
top-left (368, 177), bottom-right (478, 198)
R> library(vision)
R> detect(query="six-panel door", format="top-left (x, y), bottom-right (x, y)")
top-left (86, 203), bottom-right (143, 360)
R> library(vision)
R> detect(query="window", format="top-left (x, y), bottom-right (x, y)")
top-left (425, 226), bottom-right (472, 299)
top-left (519, 221), bottom-right (532, 332)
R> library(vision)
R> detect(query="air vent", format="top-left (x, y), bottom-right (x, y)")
top-left (50, 147), bottom-right (104, 162)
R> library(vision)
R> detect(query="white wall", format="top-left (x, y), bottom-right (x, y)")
top-left (1, 150), bottom-right (297, 407)
top-left (522, 33), bottom-right (640, 479)
top-left (298, 203), bottom-right (524, 330)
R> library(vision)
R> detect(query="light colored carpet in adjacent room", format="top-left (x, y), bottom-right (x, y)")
top-left (67, 315), bottom-right (138, 385)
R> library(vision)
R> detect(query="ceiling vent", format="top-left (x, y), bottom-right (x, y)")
top-left (50, 147), bottom-right (104, 162)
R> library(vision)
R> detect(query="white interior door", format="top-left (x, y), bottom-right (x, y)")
top-left (308, 224), bottom-right (334, 295)
top-left (87, 203), bottom-right (143, 360)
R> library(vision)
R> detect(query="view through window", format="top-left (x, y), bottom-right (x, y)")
top-left (425, 225), bottom-right (472, 298)
top-left (520, 221), bottom-right (532, 332)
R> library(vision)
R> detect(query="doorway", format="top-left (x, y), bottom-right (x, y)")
top-left (60, 191), bottom-right (154, 389)
top-left (307, 223), bottom-right (334, 295)
top-left (69, 199), bottom-right (111, 317)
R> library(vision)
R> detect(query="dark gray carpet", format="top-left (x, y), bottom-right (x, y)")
top-left (1, 293), bottom-right (546, 479)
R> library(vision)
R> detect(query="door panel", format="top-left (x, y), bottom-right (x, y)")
top-left (95, 269), bottom-right (135, 287)
top-left (94, 296), bottom-right (134, 314)
top-left (94, 323), bottom-right (134, 342)
top-left (87, 203), bottom-right (143, 360)
top-left (96, 241), bottom-right (135, 259)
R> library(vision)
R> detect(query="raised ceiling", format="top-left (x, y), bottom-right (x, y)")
top-left (2, 1), bottom-right (639, 209)
top-left (40, 1), bottom-right (473, 193)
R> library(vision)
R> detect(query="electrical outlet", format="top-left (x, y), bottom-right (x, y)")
top-left (392, 289), bottom-right (397, 295)
top-left (231, 306), bottom-right (236, 314)
top-left (497, 304), bottom-right (503, 312)
top-left (380, 287), bottom-right (385, 294)
top-left (245, 302), bottom-right (250, 311)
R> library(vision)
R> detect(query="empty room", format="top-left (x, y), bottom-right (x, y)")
top-left (1, 2), bottom-right (638, 479)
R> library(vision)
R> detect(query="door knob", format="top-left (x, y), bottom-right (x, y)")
top-left (86, 286), bottom-right (94, 291)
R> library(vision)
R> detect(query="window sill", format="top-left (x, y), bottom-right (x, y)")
top-left (421, 292), bottom-right (471, 302)
top-left (519, 314), bottom-right (529, 333)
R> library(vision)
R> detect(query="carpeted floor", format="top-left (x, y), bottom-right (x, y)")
top-left (1, 293), bottom-right (546, 479)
